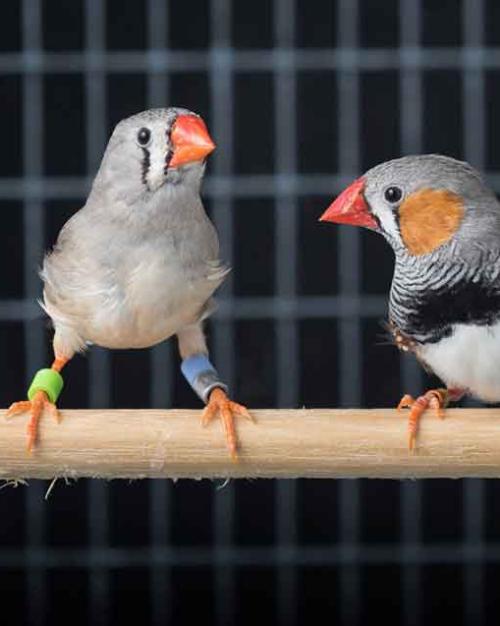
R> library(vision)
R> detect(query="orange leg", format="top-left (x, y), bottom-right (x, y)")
top-left (201, 388), bottom-right (253, 460)
top-left (397, 387), bottom-right (465, 451)
top-left (6, 356), bottom-right (69, 453)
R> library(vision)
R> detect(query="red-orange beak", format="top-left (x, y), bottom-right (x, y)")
top-left (319, 177), bottom-right (378, 230)
top-left (169, 115), bottom-right (216, 168)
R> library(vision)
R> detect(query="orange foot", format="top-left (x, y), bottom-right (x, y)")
top-left (397, 387), bottom-right (465, 451)
top-left (201, 387), bottom-right (253, 460)
top-left (6, 390), bottom-right (60, 453)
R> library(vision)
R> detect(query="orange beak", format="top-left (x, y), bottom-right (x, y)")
top-left (320, 177), bottom-right (378, 230)
top-left (169, 115), bottom-right (216, 168)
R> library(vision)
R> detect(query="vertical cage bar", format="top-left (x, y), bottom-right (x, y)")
top-left (210, 2), bottom-right (236, 624)
top-left (84, 2), bottom-right (110, 624)
top-left (399, 2), bottom-right (423, 625)
top-left (274, 1), bottom-right (299, 625)
top-left (22, 1), bottom-right (47, 624)
top-left (147, 0), bottom-right (169, 108)
top-left (399, 9), bottom-right (424, 390)
top-left (337, 2), bottom-right (361, 625)
top-left (462, 2), bottom-right (486, 623)
top-left (146, 1), bottom-right (172, 624)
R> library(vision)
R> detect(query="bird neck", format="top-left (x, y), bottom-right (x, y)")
top-left (87, 172), bottom-right (205, 229)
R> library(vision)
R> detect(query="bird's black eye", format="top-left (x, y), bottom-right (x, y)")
top-left (384, 186), bottom-right (402, 204)
top-left (137, 127), bottom-right (151, 146)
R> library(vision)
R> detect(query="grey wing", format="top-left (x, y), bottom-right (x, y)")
top-left (41, 209), bottom-right (119, 334)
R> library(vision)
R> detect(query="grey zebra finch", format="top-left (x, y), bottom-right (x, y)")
top-left (321, 154), bottom-right (500, 449)
top-left (7, 108), bottom-right (252, 458)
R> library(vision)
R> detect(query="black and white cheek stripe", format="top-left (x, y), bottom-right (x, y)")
top-left (164, 148), bottom-right (173, 175)
top-left (164, 122), bottom-right (174, 174)
top-left (141, 147), bottom-right (150, 187)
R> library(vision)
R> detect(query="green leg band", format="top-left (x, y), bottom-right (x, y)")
top-left (27, 369), bottom-right (64, 404)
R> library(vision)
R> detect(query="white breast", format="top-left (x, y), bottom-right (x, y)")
top-left (419, 321), bottom-right (500, 402)
top-left (86, 247), bottom-right (221, 349)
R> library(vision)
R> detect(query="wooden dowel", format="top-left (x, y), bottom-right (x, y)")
top-left (1, 408), bottom-right (500, 480)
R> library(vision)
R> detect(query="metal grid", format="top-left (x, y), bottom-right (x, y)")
top-left (0, 0), bottom-right (495, 624)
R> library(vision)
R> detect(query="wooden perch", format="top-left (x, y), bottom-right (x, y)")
top-left (2, 408), bottom-right (500, 480)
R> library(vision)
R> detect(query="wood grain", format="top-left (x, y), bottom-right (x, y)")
top-left (1, 408), bottom-right (500, 480)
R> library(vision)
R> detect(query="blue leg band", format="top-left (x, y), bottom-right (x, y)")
top-left (181, 354), bottom-right (228, 403)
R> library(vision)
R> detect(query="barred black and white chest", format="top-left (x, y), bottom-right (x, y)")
top-left (388, 247), bottom-right (500, 402)
top-left (389, 248), bottom-right (500, 344)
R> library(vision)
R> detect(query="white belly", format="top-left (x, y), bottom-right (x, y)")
top-left (419, 321), bottom-right (500, 402)
top-left (88, 298), bottom-right (203, 349)
top-left (83, 255), bottom-right (219, 349)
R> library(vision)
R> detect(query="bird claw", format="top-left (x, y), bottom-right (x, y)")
top-left (5, 401), bottom-right (33, 419)
top-left (397, 388), bottom-right (449, 452)
top-left (5, 391), bottom-right (60, 453)
top-left (397, 394), bottom-right (415, 411)
top-left (201, 388), bottom-right (253, 460)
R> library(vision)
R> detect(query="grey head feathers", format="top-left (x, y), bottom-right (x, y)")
top-left (89, 107), bottom-right (205, 207)
top-left (364, 154), bottom-right (500, 257)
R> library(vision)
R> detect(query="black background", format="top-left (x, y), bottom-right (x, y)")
top-left (1, 1), bottom-right (500, 625)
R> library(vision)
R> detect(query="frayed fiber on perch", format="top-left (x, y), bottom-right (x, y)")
top-left (2, 408), bottom-right (500, 480)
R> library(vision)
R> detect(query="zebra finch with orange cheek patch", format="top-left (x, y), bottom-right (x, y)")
top-left (321, 154), bottom-right (500, 450)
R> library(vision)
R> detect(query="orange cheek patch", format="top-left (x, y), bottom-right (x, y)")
top-left (399, 188), bottom-right (465, 256)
